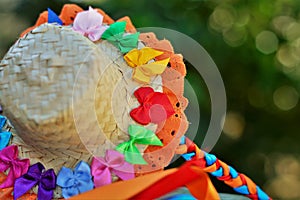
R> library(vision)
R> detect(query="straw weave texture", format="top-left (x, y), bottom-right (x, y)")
top-left (0, 24), bottom-right (122, 172)
top-left (0, 24), bottom-right (162, 174)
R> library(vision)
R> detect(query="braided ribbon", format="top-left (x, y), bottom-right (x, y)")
top-left (178, 136), bottom-right (271, 200)
top-left (101, 21), bottom-right (139, 53)
top-left (124, 47), bottom-right (170, 84)
top-left (91, 150), bottom-right (135, 187)
top-left (14, 162), bottom-right (56, 200)
top-left (0, 145), bottom-right (30, 188)
top-left (116, 124), bottom-right (163, 164)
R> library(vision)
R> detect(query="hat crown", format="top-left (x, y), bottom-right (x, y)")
top-left (0, 24), bottom-right (126, 170)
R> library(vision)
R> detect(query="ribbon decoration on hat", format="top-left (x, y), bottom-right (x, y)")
top-left (101, 21), bottom-right (140, 53)
top-left (72, 6), bottom-right (108, 41)
top-left (124, 47), bottom-right (170, 84)
top-left (130, 87), bottom-right (175, 125)
top-left (0, 187), bottom-right (14, 200)
top-left (0, 115), bottom-right (12, 150)
top-left (1, 186), bottom-right (37, 200)
top-left (0, 115), bottom-right (7, 128)
top-left (14, 162), bottom-right (56, 200)
top-left (47, 8), bottom-right (63, 25)
top-left (116, 125), bottom-right (163, 164)
top-left (59, 4), bottom-right (84, 25)
top-left (0, 173), bottom-right (14, 199)
top-left (56, 161), bottom-right (94, 198)
top-left (0, 180), bottom-right (36, 200)
top-left (0, 145), bottom-right (30, 189)
top-left (91, 150), bottom-right (135, 187)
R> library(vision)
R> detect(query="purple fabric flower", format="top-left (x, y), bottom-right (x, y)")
top-left (14, 162), bottom-right (56, 200)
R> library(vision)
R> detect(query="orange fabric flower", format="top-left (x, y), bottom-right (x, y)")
top-left (0, 172), bottom-right (37, 200)
top-left (59, 4), bottom-right (84, 25)
top-left (117, 16), bottom-right (136, 33)
top-left (95, 8), bottom-right (114, 25)
top-left (139, 32), bottom-right (174, 60)
top-left (136, 31), bottom-right (189, 174)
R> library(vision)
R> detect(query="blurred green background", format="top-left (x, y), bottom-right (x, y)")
top-left (1, 0), bottom-right (299, 199)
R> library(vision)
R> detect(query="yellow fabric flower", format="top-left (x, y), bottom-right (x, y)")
top-left (124, 47), bottom-right (170, 84)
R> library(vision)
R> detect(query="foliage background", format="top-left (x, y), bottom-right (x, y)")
top-left (1, 0), bottom-right (300, 199)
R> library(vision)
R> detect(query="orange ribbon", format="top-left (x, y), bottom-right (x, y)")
top-left (69, 161), bottom-right (219, 200)
top-left (0, 172), bottom-right (37, 200)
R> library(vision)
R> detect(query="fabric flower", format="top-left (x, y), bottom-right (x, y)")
top-left (101, 21), bottom-right (139, 53)
top-left (116, 125), bottom-right (163, 164)
top-left (0, 115), bottom-right (12, 150)
top-left (130, 87), bottom-right (175, 125)
top-left (91, 150), bottom-right (135, 187)
top-left (124, 47), bottom-right (170, 84)
top-left (72, 6), bottom-right (108, 41)
top-left (14, 162), bottom-right (56, 200)
top-left (47, 8), bottom-right (63, 25)
top-left (56, 161), bottom-right (94, 198)
top-left (0, 175), bottom-right (37, 200)
top-left (0, 145), bottom-right (30, 188)
top-left (59, 4), bottom-right (84, 25)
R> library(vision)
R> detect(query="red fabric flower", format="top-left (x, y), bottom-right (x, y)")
top-left (130, 87), bottom-right (175, 125)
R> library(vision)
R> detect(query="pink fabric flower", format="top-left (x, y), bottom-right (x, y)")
top-left (0, 145), bottom-right (30, 188)
top-left (91, 150), bottom-right (135, 187)
top-left (72, 6), bottom-right (108, 41)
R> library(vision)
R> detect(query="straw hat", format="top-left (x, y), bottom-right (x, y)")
top-left (0, 4), bottom-right (188, 199)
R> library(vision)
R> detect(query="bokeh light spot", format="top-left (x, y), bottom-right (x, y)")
top-left (272, 16), bottom-right (295, 37)
top-left (209, 6), bottom-right (235, 32)
top-left (275, 156), bottom-right (300, 176)
top-left (223, 26), bottom-right (247, 47)
top-left (267, 175), bottom-right (300, 199)
top-left (266, 154), bottom-right (300, 199)
top-left (236, 8), bottom-right (250, 27)
top-left (223, 111), bottom-right (245, 140)
top-left (277, 45), bottom-right (298, 68)
top-left (273, 85), bottom-right (299, 110)
top-left (256, 31), bottom-right (278, 54)
top-left (285, 22), bottom-right (300, 41)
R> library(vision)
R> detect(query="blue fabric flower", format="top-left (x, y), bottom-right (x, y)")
top-left (47, 8), bottom-right (63, 25)
top-left (56, 161), bottom-right (94, 198)
top-left (0, 115), bottom-right (12, 150)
